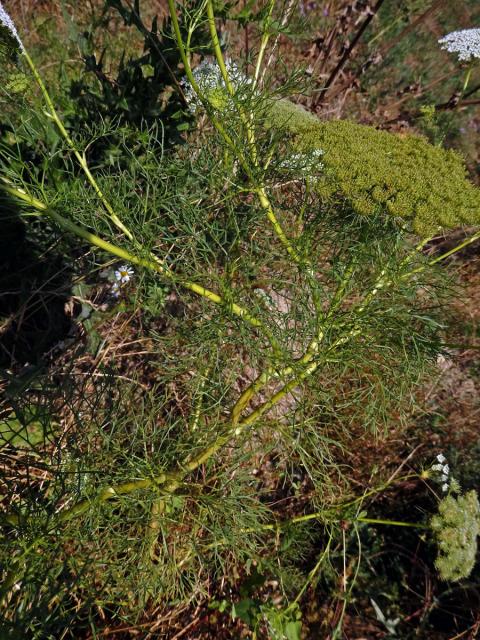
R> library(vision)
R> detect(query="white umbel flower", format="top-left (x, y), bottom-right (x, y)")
top-left (182, 58), bottom-right (251, 112)
top-left (432, 453), bottom-right (451, 493)
top-left (0, 1), bottom-right (24, 50)
top-left (438, 29), bottom-right (480, 62)
top-left (278, 149), bottom-right (324, 175)
top-left (114, 264), bottom-right (134, 284)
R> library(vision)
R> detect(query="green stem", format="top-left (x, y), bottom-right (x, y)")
top-left (2, 331), bottom-right (322, 529)
top-left (357, 517), bottom-right (428, 528)
top-left (289, 531), bottom-right (333, 609)
top-left (255, 186), bottom-right (302, 262)
top-left (429, 229), bottom-right (480, 265)
top-left (402, 228), bottom-right (480, 281)
top-left (167, 0), bottom-right (251, 175)
top-left (22, 51), bottom-right (133, 241)
top-left (231, 258), bottom-right (357, 423)
top-left (462, 66), bottom-right (473, 95)
top-left (204, 0), bottom-right (301, 263)
top-left (252, 0), bottom-right (276, 89)
top-left (1, 180), bottom-right (280, 351)
top-left (205, 0), bottom-right (255, 152)
top-left (177, 490), bottom-right (429, 569)
top-left (205, 0), bottom-right (236, 97)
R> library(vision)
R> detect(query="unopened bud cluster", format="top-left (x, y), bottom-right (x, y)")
top-left (431, 490), bottom-right (480, 581)
top-left (265, 100), bottom-right (480, 236)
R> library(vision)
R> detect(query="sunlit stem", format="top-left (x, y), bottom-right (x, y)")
top-left (22, 51), bottom-right (133, 241)
top-left (355, 233), bottom-right (435, 315)
top-left (205, 0), bottom-right (235, 96)
top-left (255, 187), bottom-right (302, 262)
top-left (178, 512), bottom-right (425, 572)
top-left (167, 0), bottom-right (251, 176)
top-left (1, 340), bottom-right (321, 528)
top-left (356, 516), bottom-right (428, 528)
top-left (252, 0), bottom-right (276, 90)
top-left (402, 228), bottom-right (480, 280)
top-left (462, 65), bottom-right (473, 94)
top-left (232, 259), bottom-right (357, 423)
top-left (205, 0), bottom-right (260, 170)
top-left (1, 180), bottom-right (281, 352)
top-left (288, 532), bottom-right (334, 610)
top-left (204, 0), bottom-right (302, 263)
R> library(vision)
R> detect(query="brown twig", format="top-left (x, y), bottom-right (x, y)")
top-left (313, 0), bottom-right (386, 106)
top-left (244, 0), bottom-right (249, 70)
top-left (326, 0), bottom-right (446, 107)
top-left (436, 97), bottom-right (480, 111)
top-left (378, 0), bottom-right (445, 60)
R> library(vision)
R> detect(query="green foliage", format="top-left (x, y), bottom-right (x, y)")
top-left (431, 490), bottom-right (480, 582)
top-left (0, 27), bottom-right (20, 63)
top-left (417, 104), bottom-right (454, 147)
top-left (9, 0), bottom-right (209, 173)
top-left (1, 0), bottom-right (480, 636)
top-left (4, 71), bottom-right (28, 95)
top-left (268, 100), bottom-right (480, 235)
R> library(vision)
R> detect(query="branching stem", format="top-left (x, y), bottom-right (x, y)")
top-left (1, 180), bottom-right (281, 352)
top-left (22, 51), bottom-right (133, 240)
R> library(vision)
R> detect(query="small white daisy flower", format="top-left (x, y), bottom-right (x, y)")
top-left (441, 474), bottom-right (449, 482)
top-left (438, 29), bottom-right (480, 62)
top-left (442, 483), bottom-right (449, 492)
top-left (0, 1), bottom-right (24, 50)
top-left (432, 464), bottom-right (444, 472)
top-left (114, 264), bottom-right (134, 284)
top-left (443, 464), bottom-right (450, 474)
top-left (436, 453), bottom-right (447, 464)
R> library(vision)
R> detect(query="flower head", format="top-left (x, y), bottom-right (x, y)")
top-left (182, 59), bottom-right (251, 113)
top-left (0, 2), bottom-right (24, 51)
top-left (278, 149), bottom-right (324, 178)
top-left (431, 490), bottom-right (480, 581)
top-left (438, 29), bottom-right (480, 62)
top-left (431, 454), bottom-right (452, 493)
top-left (114, 264), bottom-right (134, 284)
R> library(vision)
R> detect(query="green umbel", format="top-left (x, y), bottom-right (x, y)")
top-left (268, 99), bottom-right (480, 236)
top-left (431, 490), bottom-right (480, 582)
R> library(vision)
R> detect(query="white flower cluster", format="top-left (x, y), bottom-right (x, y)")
top-left (111, 264), bottom-right (134, 298)
top-left (278, 149), bottom-right (324, 176)
top-left (181, 59), bottom-right (251, 112)
top-left (432, 453), bottom-right (451, 492)
top-left (438, 28), bottom-right (480, 62)
top-left (0, 1), bottom-right (24, 51)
